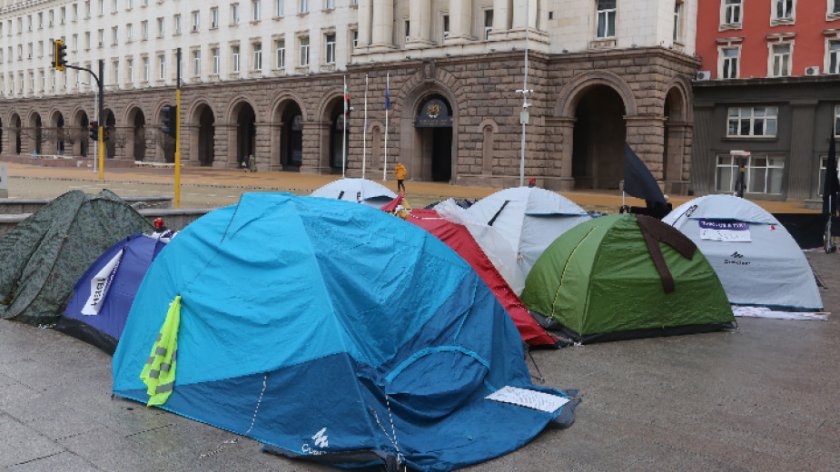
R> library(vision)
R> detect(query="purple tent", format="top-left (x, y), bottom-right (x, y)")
top-left (56, 234), bottom-right (168, 354)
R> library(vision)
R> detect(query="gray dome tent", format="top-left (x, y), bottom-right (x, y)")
top-left (0, 190), bottom-right (152, 325)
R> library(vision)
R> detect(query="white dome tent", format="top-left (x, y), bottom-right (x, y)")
top-left (310, 178), bottom-right (396, 209)
top-left (438, 187), bottom-right (591, 294)
top-left (663, 195), bottom-right (823, 312)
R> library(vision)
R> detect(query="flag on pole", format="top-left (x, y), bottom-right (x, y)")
top-left (623, 144), bottom-right (666, 205)
top-left (384, 76), bottom-right (391, 110)
top-left (343, 78), bottom-right (351, 115)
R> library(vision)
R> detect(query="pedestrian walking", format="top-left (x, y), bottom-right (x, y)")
top-left (395, 161), bottom-right (408, 193)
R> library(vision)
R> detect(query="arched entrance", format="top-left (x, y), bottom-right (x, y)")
top-left (11, 114), bottom-right (22, 155)
top-left (415, 96), bottom-right (453, 182)
top-left (572, 85), bottom-right (626, 189)
top-left (328, 99), bottom-right (348, 171)
top-left (663, 86), bottom-right (687, 193)
top-left (281, 102), bottom-right (303, 170)
top-left (75, 111), bottom-right (89, 157)
top-left (102, 109), bottom-right (116, 159)
top-left (52, 112), bottom-right (66, 155)
top-left (232, 102), bottom-right (256, 167)
top-left (195, 104), bottom-right (215, 166)
top-left (30, 113), bottom-right (43, 155)
top-left (127, 108), bottom-right (146, 162)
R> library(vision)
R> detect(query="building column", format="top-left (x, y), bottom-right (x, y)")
top-left (357, 0), bottom-right (372, 48)
top-left (370, 0), bottom-right (395, 50)
top-left (447, 0), bottom-right (474, 43)
top-left (543, 117), bottom-right (576, 191)
top-left (491, 0), bottom-right (511, 34)
top-left (406, 0), bottom-right (433, 48)
top-left (625, 115), bottom-right (666, 182)
top-left (511, 0), bottom-right (537, 30)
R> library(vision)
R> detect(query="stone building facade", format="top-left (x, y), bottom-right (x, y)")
top-left (1, 0), bottom-right (699, 193)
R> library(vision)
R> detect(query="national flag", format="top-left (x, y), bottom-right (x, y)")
top-left (823, 129), bottom-right (840, 216)
top-left (343, 78), bottom-right (351, 115)
top-left (384, 74), bottom-right (391, 110)
top-left (623, 144), bottom-right (666, 205)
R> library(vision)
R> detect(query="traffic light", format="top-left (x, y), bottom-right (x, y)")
top-left (54, 39), bottom-right (67, 71)
top-left (160, 105), bottom-right (177, 138)
top-left (89, 121), bottom-right (99, 141)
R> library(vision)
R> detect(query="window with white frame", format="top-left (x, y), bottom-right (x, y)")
top-left (828, 40), bottom-right (840, 74)
top-left (231, 3), bottom-right (240, 25)
top-left (111, 26), bottom-right (119, 45)
top-left (325, 33), bottom-right (336, 64)
top-left (111, 0), bottom-right (117, 13)
top-left (141, 20), bottom-right (148, 40)
top-left (98, 0), bottom-right (104, 16)
top-left (404, 20), bottom-right (410, 42)
top-left (252, 0), bottom-right (261, 21)
top-left (192, 49), bottom-right (201, 76)
top-left (720, 46), bottom-right (740, 79)
top-left (716, 154), bottom-right (785, 194)
top-left (173, 14), bottom-right (181, 35)
top-left (191, 11), bottom-right (200, 32)
top-left (232, 45), bottom-right (240, 72)
top-left (325, 0), bottom-right (335, 9)
top-left (770, 42), bottom-right (792, 77)
top-left (211, 47), bottom-right (220, 74)
top-left (275, 0), bottom-right (285, 16)
top-left (774, 0), bottom-right (794, 21)
top-left (142, 56), bottom-right (149, 81)
top-left (722, 0), bottom-right (742, 25)
top-left (127, 0), bottom-right (133, 10)
top-left (300, 0), bottom-right (309, 14)
top-left (442, 14), bottom-right (450, 41)
top-left (597, 0), bottom-right (616, 38)
top-left (126, 58), bottom-right (133, 82)
top-left (299, 36), bottom-right (309, 66)
top-left (126, 23), bottom-right (133, 41)
top-left (157, 17), bottom-right (164, 37)
top-left (210, 7), bottom-right (219, 28)
top-left (673, 1), bottom-right (684, 42)
top-left (832, 0), bottom-right (840, 15)
top-left (748, 156), bottom-right (785, 194)
top-left (252, 42), bottom-right (262, 70)
top-left (819, 154), bottom-right (840, 196)
top-left (98, 29), bottom-right (104, 48)
top-left (60, 6), bottom-right (66, 24)
top-left (158, 53), bottom-right (165, 80)
top-left (275, 39), bottom-right (285, 68)
top-left (352, 30), bottom-right (358, 48)
top-left (484, 9), bottom-right (493, 40)
top-left (727, 106), bottom-right (778, 137)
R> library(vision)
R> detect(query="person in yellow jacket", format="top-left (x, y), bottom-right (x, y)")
top-left (395, 161), bottom-right (408, 193)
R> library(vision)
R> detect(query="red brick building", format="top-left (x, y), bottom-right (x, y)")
top-left (691, 0), bottom-right (840, 201)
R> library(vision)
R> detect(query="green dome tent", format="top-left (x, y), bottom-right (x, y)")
top-left (521, 214), bottom-right (735, 344)
top-left (0, 190), bottom-right (152, 325)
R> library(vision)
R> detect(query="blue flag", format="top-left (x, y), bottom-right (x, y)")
top-left (384, 77), bottom-right (391, 110)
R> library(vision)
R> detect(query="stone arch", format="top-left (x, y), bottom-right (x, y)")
top-left (318, 94), bottom-right (347, 172)
top-left (400, 79), bottom-right (460, 183)
top-left (49, 109), bottom-right (66, 155)
top-left (71, 108), bottom-right (90, 157)
top-left (126, 106), bottom-right (147, 162)
top-left (663, 81), bottom-right (691, 193)
top-left (101, 108), bottom-right (117, 159)
top-left (478, 118), bottom-right (499, 176)
top-left (10, 113), bottom-right (22, 155)
top-left (269, 94), bottom-right (306, 170)
top-left (152, 101), bottom-right (176, 163)
top-left (555, 70), bottom-right (638, 119)
top-left (28, 111), bottom-right (43, 155)
top-left (188, 100), bottom-right (217, 167)
top-left (226, 97), bottom-right (258, 168)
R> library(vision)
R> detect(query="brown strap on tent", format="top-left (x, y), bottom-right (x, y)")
top-left (635, 214), bottom-right (697, 294)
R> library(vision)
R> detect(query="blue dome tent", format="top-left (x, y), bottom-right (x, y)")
top-left (58, 234), bottom-right (169, 354)
top-left (112, 193), bottom-right (578, 471)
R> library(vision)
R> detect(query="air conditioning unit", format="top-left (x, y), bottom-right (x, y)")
top-left (695, 70), bottom-right (711, 81)
top-left (805, 66), bottom-right (820, 76)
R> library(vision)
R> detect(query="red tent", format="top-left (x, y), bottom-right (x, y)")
top-left (407, 209), bottom-right (557, 347)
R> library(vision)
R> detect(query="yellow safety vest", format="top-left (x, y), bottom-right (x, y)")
top-left (140, 295), bottom-right (181, 407)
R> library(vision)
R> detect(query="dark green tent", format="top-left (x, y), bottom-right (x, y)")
top-left (0, 190), bottom-right (152, 325)
top-left (521, 214), bottom-right (734, 343)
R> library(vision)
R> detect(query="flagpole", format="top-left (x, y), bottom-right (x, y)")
top-left (362, 74), bottom-right (369, 179)
top-left (384, 72), bottom-right (390, 182)
top-left (342, 74), bottom-right (347, 178)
